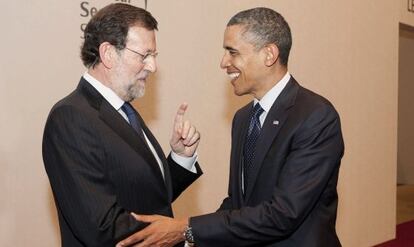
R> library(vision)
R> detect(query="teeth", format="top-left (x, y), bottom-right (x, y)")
top-left (228, 73), bottom-right (240, 79)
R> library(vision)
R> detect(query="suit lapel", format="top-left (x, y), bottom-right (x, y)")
top-left (77, 78), bottom-right (167, 190)
top-left (137, 113), bottom-right (173, 201)
top-left (244, 78), bottom-right (299, 202)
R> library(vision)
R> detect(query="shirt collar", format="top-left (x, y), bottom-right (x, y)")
top-left (83, 71), bottom-right (125, 111)
top-left (254, 72), bottom-right (291, 112)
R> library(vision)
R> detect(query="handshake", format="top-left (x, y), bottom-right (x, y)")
top-left (116, 213), bottom-right (190, 247)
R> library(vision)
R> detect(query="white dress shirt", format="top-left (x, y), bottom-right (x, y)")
top-left (83, 72), bottom-right (197, 178)
top-left (254, 72), bottom-right (291, 126)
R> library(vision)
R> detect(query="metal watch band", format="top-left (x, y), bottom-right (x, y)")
top-left (184, 225), bottom-right (195, 244)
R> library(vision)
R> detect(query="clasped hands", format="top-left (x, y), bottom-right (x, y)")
top-left (116, 214), bottom-right (188, 247)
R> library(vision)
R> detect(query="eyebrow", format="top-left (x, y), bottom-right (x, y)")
top-left (224, 46), bottom-right (238, 52)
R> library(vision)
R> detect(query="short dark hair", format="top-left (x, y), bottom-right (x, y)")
top-left (81, 3), bottom-right (158, 68)
top-left (228, 7), bottom-right (292, 66)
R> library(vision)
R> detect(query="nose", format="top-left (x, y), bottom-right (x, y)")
top-left (145, 56), bottom-right (157, 73)
top-left (220, 52), bottom-right (230, 69)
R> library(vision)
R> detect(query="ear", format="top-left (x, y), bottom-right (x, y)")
top-left (263, 44), bottom-right (279, 67)
top-left (98, 42), bottom-right (117, 69)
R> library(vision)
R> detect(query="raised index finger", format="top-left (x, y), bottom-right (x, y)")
top-left (174, 103), bottom-right (188, 128)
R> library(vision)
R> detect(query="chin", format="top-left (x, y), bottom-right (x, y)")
top-left (126, 84), bottom-right (145, 100)
top-left (137, 86), bottom-right (145, 97)
top-left (234, 91), bottom-right (243, 96)
top-left (233, 87), bottom-right (247, 96)
top-left (130, 90), bottom-right (145, 99)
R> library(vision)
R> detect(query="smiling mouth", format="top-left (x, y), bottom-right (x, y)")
top-left (228, 72), bottom-right (240, 80)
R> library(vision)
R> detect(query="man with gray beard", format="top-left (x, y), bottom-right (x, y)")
top-left (42, 3), bottom-right (202, 247)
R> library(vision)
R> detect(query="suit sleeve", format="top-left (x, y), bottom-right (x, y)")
top-left (189, 104), bottom-right (344, 246)
top-left (42, 106), bottom-right (147, 247)
top-left (167, 155), bottom-right (202, 201)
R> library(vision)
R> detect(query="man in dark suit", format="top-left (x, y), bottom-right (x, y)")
top-left (42, 3), bottom-right (202, 247)
top-left (117, 7), bottom-right (344, 247)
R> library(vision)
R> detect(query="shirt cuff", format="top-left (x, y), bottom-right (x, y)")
top-left (171, 151), bottom-right (197, 173)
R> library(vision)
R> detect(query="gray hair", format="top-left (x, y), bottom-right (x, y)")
top-left (227, 7), bottom-right (292, 66)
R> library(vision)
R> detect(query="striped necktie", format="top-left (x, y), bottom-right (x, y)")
top-left (243, 103), bottom-right (264, 194)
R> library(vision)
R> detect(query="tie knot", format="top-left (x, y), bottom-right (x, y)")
top-left (121, 102), bottom-right (135, 116)
top-left (252, 103), bottom-right (264, 119)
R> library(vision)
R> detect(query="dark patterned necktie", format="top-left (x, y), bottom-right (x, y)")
top-left (243, 103), bottom-right (264, 194)
top-left (121, 102), bottom-right (145, 139)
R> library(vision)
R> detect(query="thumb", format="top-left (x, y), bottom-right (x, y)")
top-left (130, 212), bottom-right (140, 220)
top-left (131, 213), bottom-right (156, 223)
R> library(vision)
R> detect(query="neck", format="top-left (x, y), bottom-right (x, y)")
top-left (254, 64), bottom-right (288, 100)
top-left (88, 65), bottom-right (112, 88)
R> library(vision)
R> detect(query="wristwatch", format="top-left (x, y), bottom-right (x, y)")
top-left (184, 225), bottom-right (195, 246)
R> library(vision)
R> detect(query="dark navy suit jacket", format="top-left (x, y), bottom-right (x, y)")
top-left (190, 77), bottom-right (344, 247)
top-left (43, 78), bottom-right (202, 247)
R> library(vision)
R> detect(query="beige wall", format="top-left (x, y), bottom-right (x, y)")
top-left (0, 1), bottom-right (400, 246)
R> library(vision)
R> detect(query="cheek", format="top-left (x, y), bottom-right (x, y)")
top-left (244, 60), bottom-right (261, 79)
top-left (232, 58), bottom-right (244, 69)
top-left (122, 60), bottom-right (143, 76)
